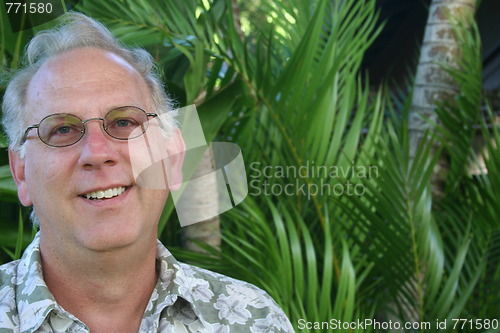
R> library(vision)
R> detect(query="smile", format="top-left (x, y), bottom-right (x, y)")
top-left (82, 186), bottom-right (128, 200)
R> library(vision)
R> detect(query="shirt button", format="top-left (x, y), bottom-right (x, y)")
top-left (49, 312), bottom-right (74, 332)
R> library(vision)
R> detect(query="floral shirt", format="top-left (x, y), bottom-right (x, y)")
top-left (0, 234), bottom-right (294, 332)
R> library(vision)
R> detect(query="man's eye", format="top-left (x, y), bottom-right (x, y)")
top-left (112, 118), bottom-right (139, 128)
top-left (54, 126), bottom-right (74, 135)
top-left (117, 119), bottom-right (131, 127)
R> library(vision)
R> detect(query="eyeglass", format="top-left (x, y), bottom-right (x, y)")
top-left (22, 106), bottom-right (158, 147)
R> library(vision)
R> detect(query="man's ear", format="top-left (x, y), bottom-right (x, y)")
top-left (165, 128), bottom-right (185, 191)
top-left (9, 149), bottom-right (33, 206)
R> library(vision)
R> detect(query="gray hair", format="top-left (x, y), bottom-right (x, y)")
top-left (2, 12), bottom-right (176, 157)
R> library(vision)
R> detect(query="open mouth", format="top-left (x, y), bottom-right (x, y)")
top-left (81, 186), bottom-right (129, 201)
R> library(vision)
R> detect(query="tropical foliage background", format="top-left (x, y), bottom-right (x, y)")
top-left (1, 0), bottom-right (499, 332)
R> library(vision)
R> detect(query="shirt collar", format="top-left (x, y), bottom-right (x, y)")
top-left (149, 240), bottom-right (206, 323)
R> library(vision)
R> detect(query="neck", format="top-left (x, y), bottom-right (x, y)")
top-left (39, 231), bottom-right (158, 333)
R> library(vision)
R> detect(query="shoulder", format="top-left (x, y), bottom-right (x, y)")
top-left (0, 260), bottom-right (20, 331)
top-left (0, 259), bottom-right (19, 292)
top-left (178, 263), bottom-right (294, 332)
top-left (182, 263), bottom-right (273, 305)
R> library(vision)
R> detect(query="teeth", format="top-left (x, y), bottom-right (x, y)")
top-left (84, 187), bottom-right (127, 200)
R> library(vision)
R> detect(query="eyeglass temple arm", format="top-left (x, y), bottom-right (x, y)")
top-left (22, 125), bottom-right (39, 143)
top-left (147, 113), bottom-right (165, 128)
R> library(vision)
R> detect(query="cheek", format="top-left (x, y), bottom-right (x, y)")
top-left (142, 189), bottom-right (169, 215)
top-left (128, 128), bottom-right (171, 190)
top-left (24, 150), bottom-right (71, 199)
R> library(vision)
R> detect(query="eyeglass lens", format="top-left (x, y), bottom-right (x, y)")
top-left (37, 107), bottom-right (149, 147)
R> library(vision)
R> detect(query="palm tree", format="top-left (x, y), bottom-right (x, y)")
top-left (400, 0), bottom-right (478, 323)
top-left (409, 0), bottom-right (477, 200)
top-left (0, 6), bottom-right (39, 262)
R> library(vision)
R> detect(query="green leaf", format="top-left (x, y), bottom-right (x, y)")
top-left (0, 165), bottom-right (18, 202)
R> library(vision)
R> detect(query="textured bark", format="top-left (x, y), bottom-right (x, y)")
top-left (395, 0), bottom-right (477, 324)
top-left (180, 148), bottom-right (221, 253)
top-left (180, 0), bottom-right (246, 254)
top-left (409, 0), bottom-right (476, 199)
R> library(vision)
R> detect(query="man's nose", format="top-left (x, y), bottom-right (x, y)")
top-left (78, 121), bottom-right (120, 170)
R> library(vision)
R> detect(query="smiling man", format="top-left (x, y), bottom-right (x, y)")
top-left (0, 12), bottom-right (293, 333)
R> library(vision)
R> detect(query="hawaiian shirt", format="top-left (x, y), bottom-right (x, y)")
top-left (0, 233), bottom-right (294, 332)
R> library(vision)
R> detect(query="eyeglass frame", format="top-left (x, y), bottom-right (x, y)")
top-left (21, 106), bottom-right (158, 148)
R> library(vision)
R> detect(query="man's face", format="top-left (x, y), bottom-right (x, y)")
top-left (10, 47), bottom-right (172, 252)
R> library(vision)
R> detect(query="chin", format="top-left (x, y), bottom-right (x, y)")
top-left (77, 221), bottom-right (149, 252)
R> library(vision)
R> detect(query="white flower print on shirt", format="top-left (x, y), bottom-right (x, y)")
top-left (174, 274), bottom-right (215, 303)
top-left (214, 293), bottom-right (252, 325)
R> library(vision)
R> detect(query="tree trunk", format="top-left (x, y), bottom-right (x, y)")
top-left (180, 0), bottom-right (245, 254)
top-left (397, 0), bottom-right (477, 325)
top-left (180, 148), bottom-right (221, 253)
top-left (409, 0), bottom-right (476, 199)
